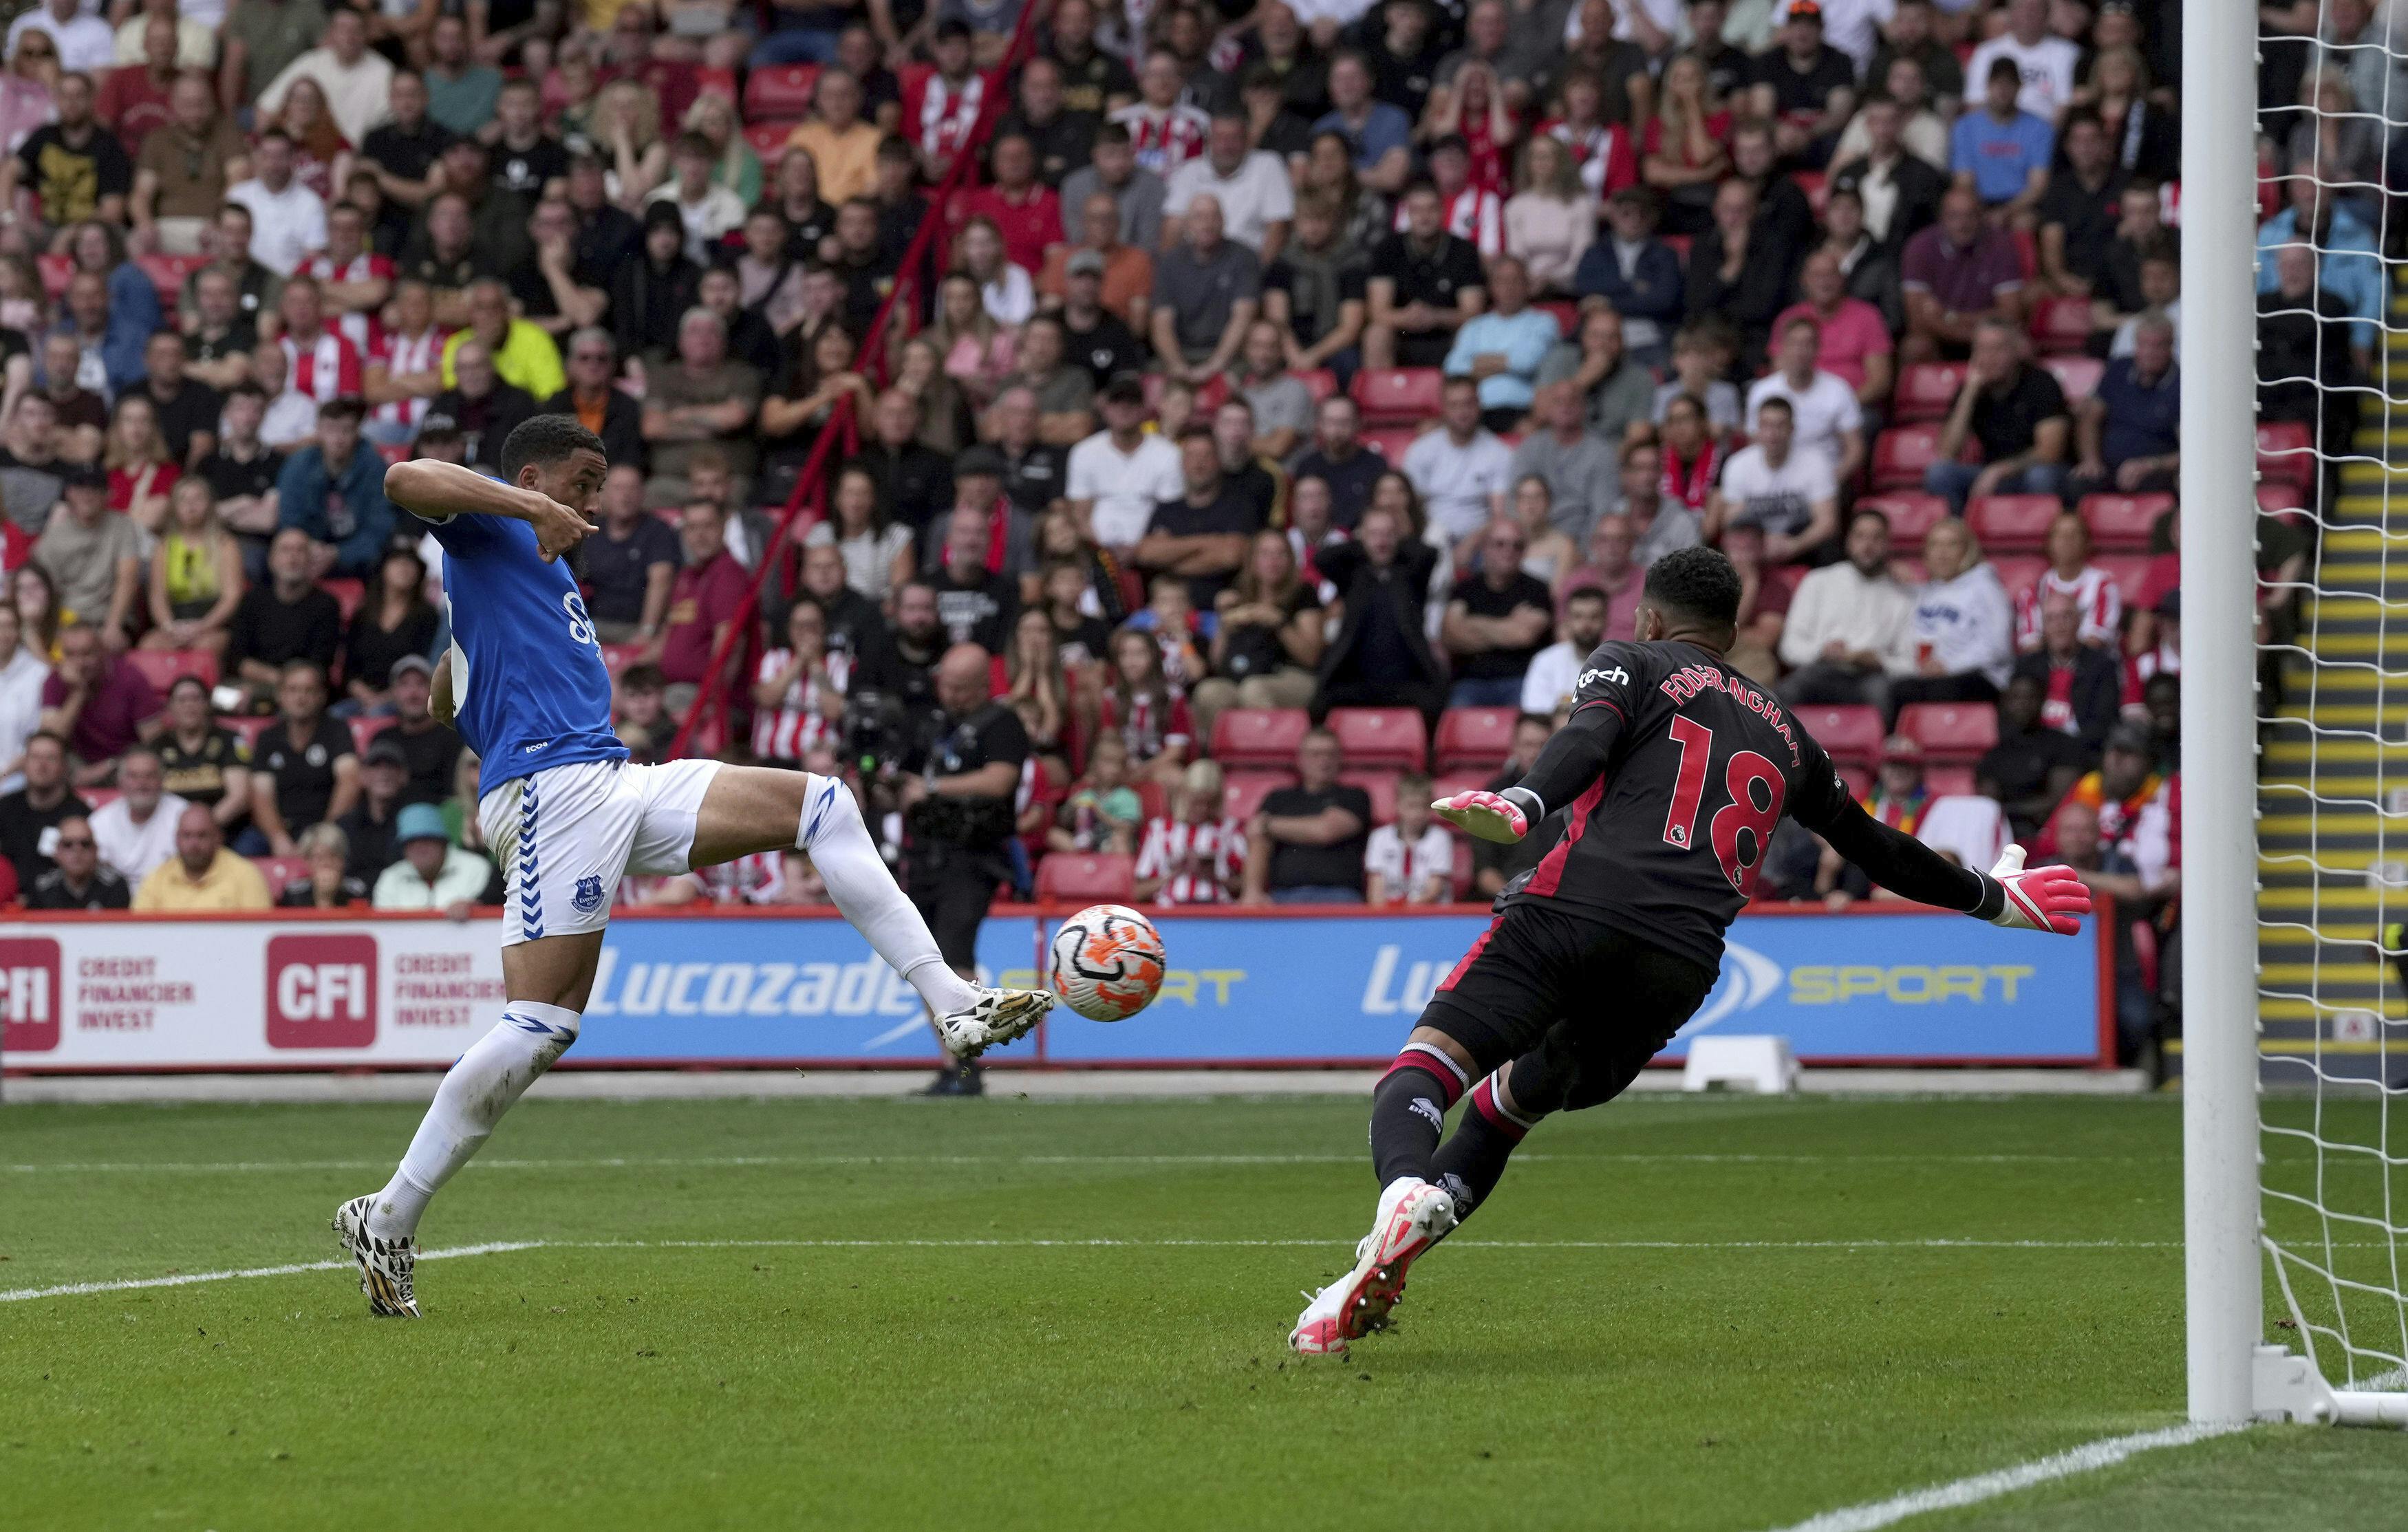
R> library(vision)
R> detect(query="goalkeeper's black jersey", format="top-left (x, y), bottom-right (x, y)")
top-left (1500, 639), bottom-right (1857, 971)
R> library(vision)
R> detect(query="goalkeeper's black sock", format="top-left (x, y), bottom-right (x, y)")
top-left (1368, 1042), bottom-right (1469, 1187)
top-left (1430, 1072), bottom-right (1544, 1220)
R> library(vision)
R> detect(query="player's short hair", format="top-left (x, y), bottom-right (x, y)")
top-left (499, 414), bottom-right (608, 481)
top-left (1640, 546), bottom-right (1743, 631)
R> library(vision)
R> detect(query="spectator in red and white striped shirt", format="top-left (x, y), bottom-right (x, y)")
top-left (1134, 758), bottom-right (1247, 905)
top-left (913, 21), bottom-right (989, 180)
top-left (305, 201), bottom-right (393, 358)
top-left (1098, 623), bottom-right (1194, 784)
top-left (751, 601), bottom-right (850, 766)
top-left (1110, 50), bottom-right (1210, 178)
top-left (2012, 510), bottom-right (2121, 653)
top-left (363, 279), bottom-right (447, 446)
top-left (273, 274), bottom-right (363, 405)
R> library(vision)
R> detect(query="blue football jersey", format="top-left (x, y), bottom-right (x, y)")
top-left (425, 511), bottom-right (627, 795)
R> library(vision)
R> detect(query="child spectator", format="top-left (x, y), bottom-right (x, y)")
top-left (1049, 731), bottom-right (1143, 855)
top-left (1126, 573), bottom-right (1207, 692)
top-left (1097, 624), bottom-right (1194, 781)
top-left (751, 601), bottom-right (847, 767)
top-left (2012, 510), bottom-right (2122, 653)
top-left (1133, 759), bottom-right (1245, 905)
top-left (1366, 773), bottom-right (1455, 905)
top-left (614, 662), bottom-right (672, 766)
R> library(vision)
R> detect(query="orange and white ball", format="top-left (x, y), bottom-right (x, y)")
top-left (1047, 905), bottom-right (1166, 1021)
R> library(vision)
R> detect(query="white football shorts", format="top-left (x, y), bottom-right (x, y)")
top-left (478, 757), bottom-right (724, 945)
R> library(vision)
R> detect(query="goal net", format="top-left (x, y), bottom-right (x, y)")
top-left (2192, 0), bottom-right (2408, 1427)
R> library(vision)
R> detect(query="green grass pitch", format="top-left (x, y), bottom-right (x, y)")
top-left (3, 1091), bottom-right (2401, 1530)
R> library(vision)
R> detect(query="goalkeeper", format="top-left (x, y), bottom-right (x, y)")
top-left (1290, 548), bottom-right (2094, 1356)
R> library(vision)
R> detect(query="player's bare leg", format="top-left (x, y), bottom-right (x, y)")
top-left (688, 766), bottom-right (1053, 1057)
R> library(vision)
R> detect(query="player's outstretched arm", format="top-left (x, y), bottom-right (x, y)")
top-left (384, 460), bottom-right (592, 562)
top-left (1432, 702), bottom-right (1626, 843)
top-left (1819, 801), bottom-right (2091, 935)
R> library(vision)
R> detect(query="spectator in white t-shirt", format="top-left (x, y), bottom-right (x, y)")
top-left (1163, 109), bottom-right (1296, 258)
top-left (1964, 0), bottom-right (2080, 122)
top-left (87, 743), bottom-right (187, 884)
top-left (1402, 374), bottom-right (1516, 549)
top-left (1518, 583), bottom-right (1611, 716)
top-left (1703, 397), bottom-right (1840, 563)
top-left (1066, 373), bottom-right (1186, 549)
top-left (1365, 773), bottom-right (1456, 905)
top-left (1777, 507), bottom-right (1916, 715)
top-left (225, 130), bottom-right (327, 277)
top-left (1745, 315), bottom-right (1866, 486)
top-left (8, 0), bottom-right (114, 72)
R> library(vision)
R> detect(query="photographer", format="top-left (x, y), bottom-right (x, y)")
top-left (899, 644), bottom-right (1031, 1098)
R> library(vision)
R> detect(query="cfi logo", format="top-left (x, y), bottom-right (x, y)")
top-left (0, 936), bottom-right (63, 1053)
top-left (572, 876), bottom-right (606, 914)
top-left (1580, 666), bottom-right (1631, 689)
top-left (266, 934), bottom-right (378, 1049)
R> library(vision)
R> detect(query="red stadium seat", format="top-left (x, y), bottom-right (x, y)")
top-left (350, 715), bottom-right (396, 756)
top-left (1430, 770), bottom-right (1489, 808)
top-left (1763, 561), bottom-right (1809, 603)
top-left (252, 856), bottom-right (308, 894)
top-left (1924, 764), bottom-right (1976, 798)
top-left (1340, 768), bottom-right (1401, 826)
top-left (1035, 852), bottom-right (1137, 903)
top-left (1349, 367), bottom-right (1444, 425)
top-left (1292, 367), bottom-right (1340, 402)
top-left (2096, 554), bottom-right (2153, 607)
top-left (689, 66), bottom-right (739, 103)
top-left (219, 715), bottom-right (275, 750)
top-left (1858, 491), bottom-right (1948, 546)
top-left (81, 786), bottom-right (120, 812)
top-left (1990, 554), bottom-right (2046, 597)
top-left (2078, 492), bottom-right (2171, 552)
top-left (36, 252), bottom-right (69, 296)
top-left (1192, 374), bottom-right (1232, 414)
top-left (599, 643), bottom-right (645, 676)
top-left (1964, 494), bottom-right (2062, 554)
top-left (2256, 480), bottom-right (2305, 515)
top-left (743, 122), bottom-right (797, 164)
top-left (2010, 225), bottom-right (2038, 280)
top-left (1450, 836), bottom-right (1474, 899)
top-left (1210, 707), bottom-right (1310, 768)
top-left (136, 252), bottom-right (205, 303)
top-left (1869, 424), bottom-right (1950, 491)
top-left (122, 647), bottom-right (217, 692)
top-left (2040, 354), bottom-right (2105, 403)
top-left (1837, 765), bottom-right (1872, 801)
top-left (2028, 294), bottom-right (2092, 355)
top-left (1790, 704), bottom-right (1884, 768)
top-left (1359, 425), bottom-right (1421, 462)
top-left (1325, 706), bottom-right (1426, 769)
top-left (1794, 169), bottom-right (1827, 218)
top-left (1432, 706), bottom-right (1517, 772)
top-left (1221, 770), bottom-right (1296, 823)
top-left (2257, 421), bottom-right (2314, 489)
top-left (1660, 234), bottom-right (1690, 263)
top-left (1896, 702), bottom-right (1999, 763)
top-left (1536, 299), bottom-right (1578, 336)
top-left (1892, 362), bottom-right (1967, 422)
top-left (743, 63), bottom-right (819, 120)
top-left (319, 577), bottom-right (365, 623)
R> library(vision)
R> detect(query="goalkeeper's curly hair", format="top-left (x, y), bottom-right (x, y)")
top-left (1640, 546), bottom-right (1743, 631)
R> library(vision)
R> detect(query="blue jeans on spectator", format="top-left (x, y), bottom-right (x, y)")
top-left (1924, 460), bottom-right (2071, 515)
top-left (748, 26), bottom-right (843, 65)
top-left (1271, 885), bottom-right (1365, 905)
top-left (1448, 675), bottom-right (1526, 709)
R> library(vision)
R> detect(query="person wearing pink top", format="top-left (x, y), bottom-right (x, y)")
top-left (1772, 247), bottom-right (1894, 407)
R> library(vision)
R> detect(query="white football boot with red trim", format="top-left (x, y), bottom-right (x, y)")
top-left (1289, 1177), bottom-right (1459, 1355)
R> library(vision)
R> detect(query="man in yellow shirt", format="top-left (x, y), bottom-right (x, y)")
top-left (784, 69), bottom-right (883, 204)
top-left (440, 279), bottom-right (566, 400)
top-left (133, 804), bottom-right (273, 911)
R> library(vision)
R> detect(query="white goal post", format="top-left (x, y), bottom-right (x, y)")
top-left (2184, 0), bottom-right (2408, 1428)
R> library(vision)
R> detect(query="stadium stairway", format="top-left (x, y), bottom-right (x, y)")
top-left (2253, 272), bottom-right (2408, 1086)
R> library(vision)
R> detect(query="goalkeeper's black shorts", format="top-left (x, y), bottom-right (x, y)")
top-left (1417, 901), bottom-right (1719, 1112)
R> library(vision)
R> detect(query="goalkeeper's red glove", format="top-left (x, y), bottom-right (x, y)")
top-left (1432, 788), bottom-right (1531, 844)
top-left (1984, 845), bottom-right (2093, 935)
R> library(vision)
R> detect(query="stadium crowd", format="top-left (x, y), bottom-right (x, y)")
top-left (0, 0), bottom-right (2265, 1068)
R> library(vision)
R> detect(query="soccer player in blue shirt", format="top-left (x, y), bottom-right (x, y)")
top-left (333, 416), bottom-right (1053, 1317)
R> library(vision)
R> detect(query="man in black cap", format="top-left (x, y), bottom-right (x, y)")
top-left (385, 653), bottom-right (462, 808)
top-left (338, 734), bottom-right (412, 883)
top-left (1059, 248), bottom-right (1148, 386)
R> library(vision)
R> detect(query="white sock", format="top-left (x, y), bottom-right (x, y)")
top-left (797, 773), bottom-right (981, 1015)
top-left (365, 1001), bottom-right (581, 1240)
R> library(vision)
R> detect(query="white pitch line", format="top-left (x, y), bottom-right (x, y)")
top-left (0, 1241), bottom-right (542, 1304)
top-left (1, 1152), bottom-right (2131, 1174)
top-left (1761, 1422), bottom-right (2254, 1532)
top-left (0, 1236), bottom-right (2210, 1305)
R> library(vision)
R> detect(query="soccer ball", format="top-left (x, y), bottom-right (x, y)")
top-left (1048, 904), bottom-right (1166, 1022)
